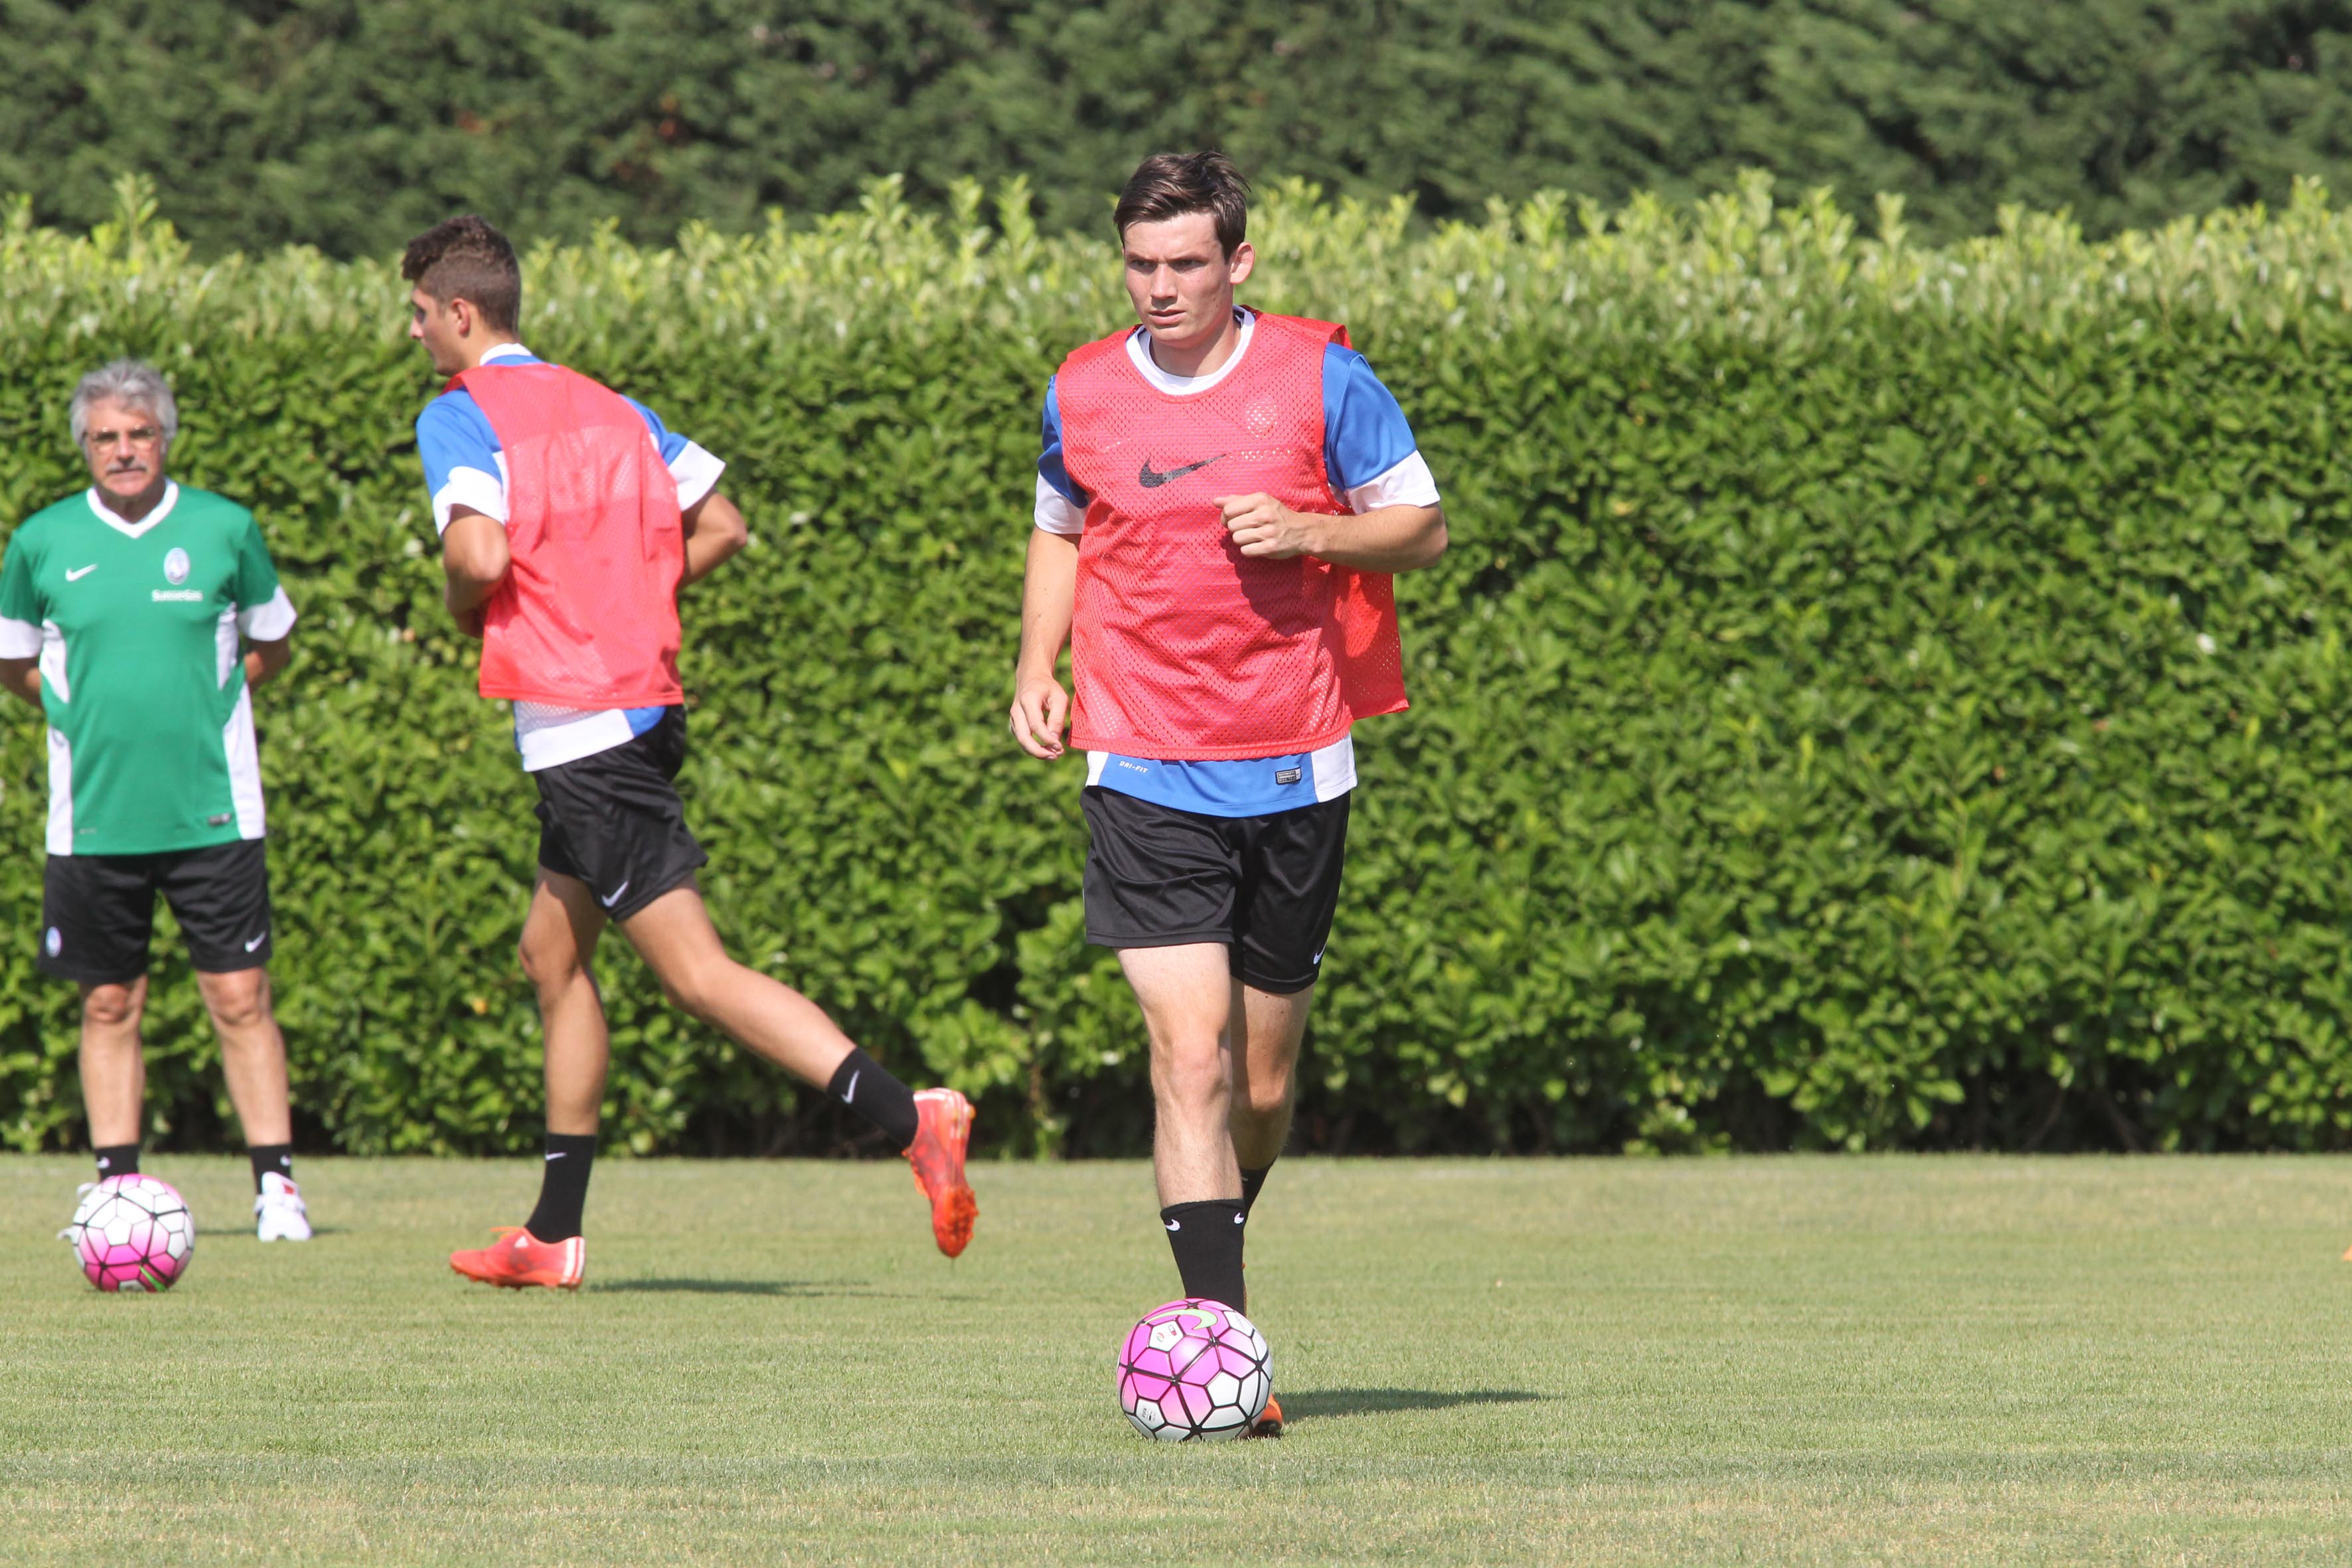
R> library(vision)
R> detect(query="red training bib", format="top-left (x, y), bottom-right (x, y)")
top-left (449, 362), bottom-right (686, 709)
top-left (1054, 313), bottom-right (1407, 759)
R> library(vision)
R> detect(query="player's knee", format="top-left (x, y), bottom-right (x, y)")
top-left (202, 973), bottom-right (272, 1031)
top-left (1152, 1037), bottom-right (1232, 1112)
top-left (656, 960), bottom-right (728, 1022)
top-left (81, 983), bottom-right (141, 1030)
top-left (1239, 1067), bottom-right (1294, 1119)
top-left (516, 930), bottom-right (582, 994)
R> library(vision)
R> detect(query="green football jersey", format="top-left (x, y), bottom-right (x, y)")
top-left (0, 483), bottom-right (297, 856)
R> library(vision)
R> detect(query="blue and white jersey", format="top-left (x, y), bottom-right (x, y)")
top-left (1034, 310), bottom-right (1441, 817)
top-left (415, 343), bottom-right (726, 771)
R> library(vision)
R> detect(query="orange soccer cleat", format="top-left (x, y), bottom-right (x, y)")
top-left (905, 1087), bottom-right (978, 1258)
top-left (449, 1227), bottom-right (586, 1290)
top-left (1246, 1395), bottom-right (1284, 1439)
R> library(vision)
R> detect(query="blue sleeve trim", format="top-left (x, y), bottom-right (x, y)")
top-left (1322, 344), bottom-right (1421, 495)
top-left (621, 396), bottom-right (693, 465)
top-left (415, 390), bottom-right (501, 495)
top-left (1039, 377), bottom-right (1088, 506)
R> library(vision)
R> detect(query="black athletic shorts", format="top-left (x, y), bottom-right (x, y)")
top-left (39, 837), bottom-right (274, 984)
top-left (1081, 787), bottom-right (1350, 995)
top-left (533, 705), bottom-right (707, 922)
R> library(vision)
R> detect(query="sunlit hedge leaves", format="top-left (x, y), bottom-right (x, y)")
top-left (5, 175), bottom-right (2352, 1154)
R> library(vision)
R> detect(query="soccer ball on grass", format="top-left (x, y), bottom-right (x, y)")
top-left (66, 1175), bottom-right (195, 1292)
top-left (1117, 1298), bottom-right (1270, 1441)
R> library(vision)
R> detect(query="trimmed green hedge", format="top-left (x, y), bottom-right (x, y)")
top-left (7, 173), bottom-right (2352, 1156)
top-left (11, 0), bottom-right (2352, 256)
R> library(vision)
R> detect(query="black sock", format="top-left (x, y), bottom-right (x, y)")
top-left (1162, 1199), bottom-right (1248, 1312)
top-left (1239, 1164), bottom-right (1273, 1219)
top-left (524, 1133), bottom-right (598, 1242)
top-left (248, 1144), bottom-right (293, 1192)
top-left (93, 1143), bottom-right (139, 1178)
top-left (826, 1047), bottom-right (920, 1151)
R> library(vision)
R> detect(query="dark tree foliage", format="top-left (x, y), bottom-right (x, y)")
top-left (7, 1), bottom-right (2352, 256)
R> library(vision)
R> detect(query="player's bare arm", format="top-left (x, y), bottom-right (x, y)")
top-left (244, 635), bottom-right (293, 688)
top-left (679, 491), bottom-right (748, 586)
top-left (1216, 494), bottom-right (1449, 572)
top-left (1010, 526), bottom-right (1078, 759)
top-left (0, 656), bottom-right (40, 710)
top-left (439, 505), bottom-right (509, 635)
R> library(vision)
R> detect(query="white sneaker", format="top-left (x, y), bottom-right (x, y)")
top-left (255, 1172), bottom-right (312, 1242)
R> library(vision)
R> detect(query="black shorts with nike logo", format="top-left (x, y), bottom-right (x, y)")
top-left (532, 705), bottom-right (708, 922)
top-left (1081, 787), bottom-right (1350, 995)
top-left (40, 837), bottom-right (274, 983)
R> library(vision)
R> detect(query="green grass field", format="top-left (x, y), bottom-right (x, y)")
top-left (5, 1156), bottom-right (2352, 1565)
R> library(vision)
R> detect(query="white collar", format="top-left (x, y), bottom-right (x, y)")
top-left (86, 481), bottom-right (179, 540)
top-left (1127, 309), bottom-right (1254, 396)
top-left (479, 342), bottom-right (535, 364)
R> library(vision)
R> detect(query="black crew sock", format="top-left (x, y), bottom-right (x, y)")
top-left (93, 1143), bottom-right (139, 1178)
top-left (826, 1047), bottom-right (921, 1152)
top-left (524, 1133), bottom-right (598, 1243)
top-left (1161, 1199), bottom-right (1248, 1312)
top-left (248, 1144), bottom-right (294, 1192)
top-left (1239, 1164), bottom-right (1273, 1220)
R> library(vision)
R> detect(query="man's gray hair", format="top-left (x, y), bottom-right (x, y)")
top-left (68, 359), bottom-right (179, 451)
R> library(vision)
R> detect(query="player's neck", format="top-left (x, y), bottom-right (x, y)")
top-left (1144, 307), bottom-right (1243, 381)
top-left (95, 476), bottom-right (168, 524)
top-left (454, 334), bottom-right (524, 373)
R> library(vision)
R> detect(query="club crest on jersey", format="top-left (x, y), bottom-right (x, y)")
top-left (163, 548), bottom-right (190, 585)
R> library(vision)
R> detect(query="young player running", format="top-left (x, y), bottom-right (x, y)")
top-left (401, 216), bottom-right (975, 1287)
top-left (0, 360), bottom-right (312, 1242)
top-left (1010, 154), bottom-right (1448, 1435)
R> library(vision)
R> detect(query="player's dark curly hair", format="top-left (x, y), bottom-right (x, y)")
top-left (1115, 152), bottom-right (1250, 256)
top-left (400, 215), bottom-right (522, 333)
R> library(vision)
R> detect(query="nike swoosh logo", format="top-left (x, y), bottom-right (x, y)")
top-left (1138, 455), bottom-right (1223, 489)
top-left (244, 933), bottom-right (267, 951)
top-left (546, 1152), bottom-right (566, 1161)
top-left (1165, 1219), bottom-right (1182, 1231)
top-left (65, 565), bottom-right (96, 582)
top-left (842, 1070), bottom-right (860, 1104)
top-left (599, 881), bottom-right (629, 908)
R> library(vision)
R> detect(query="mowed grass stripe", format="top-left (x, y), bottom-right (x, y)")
top-left (4, 1156), bottom-right (2351, 1564)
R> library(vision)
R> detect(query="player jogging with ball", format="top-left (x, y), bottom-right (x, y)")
top-left (1011, 154), bottom-right (1447, 1436)
top-left (402, 216), bottom-right (975, 1289)
top-left (0, 360), bottom-right (312, 1243)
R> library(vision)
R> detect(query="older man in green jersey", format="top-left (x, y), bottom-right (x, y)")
top-left (0, 360), bottom-right (310, 1243)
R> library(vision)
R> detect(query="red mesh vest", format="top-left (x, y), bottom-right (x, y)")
top-left (449, 362), bottom-right (686, 708)
top-left (1056, 313), bottom-right (1407, 759)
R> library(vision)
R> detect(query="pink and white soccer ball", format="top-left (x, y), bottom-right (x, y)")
top-left (69, 1175), bottom-right (195, 1292)
top-left (1117, 1298), bottom-right (1271, 1441)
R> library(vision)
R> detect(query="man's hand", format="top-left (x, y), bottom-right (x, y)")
top-left (1221, 496), bottom-right (1450, 574)
top-left (1010, 671), bottom-right (1070, 759)
top-left (1219, 493), bottom-right (1325, 560)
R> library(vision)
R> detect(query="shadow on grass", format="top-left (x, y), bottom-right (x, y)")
top-left (589, 1277), bottom-right (915, 1299)
top-left (1281, 1388), bottom-right (1545, 1421)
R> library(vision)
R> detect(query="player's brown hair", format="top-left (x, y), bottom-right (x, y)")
top-left (400, 215), bottom-right (522, 333)
top-left (1114, 153), bottom-right (1250, 256)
